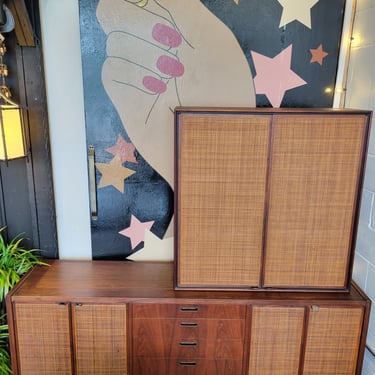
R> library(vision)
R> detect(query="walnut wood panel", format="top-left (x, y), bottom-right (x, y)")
top-left (248, 306), bottom-right (304, 374)
top-left (132, 302), bottom-right (245, 319)
top-left (303, 306), bottom-right (364, 374)
top-left (13, 303), bottom-right (72, 375)
top-left (264, 114), bottom-right (367, 288)
top-left (133, 318), bottom-right (245, 341)
top-left (176, 113), bottom-right (270, 288)
top-left (5, 260), bottom-right (370, 301)
top-left (133, 335), bottom-right (244, 359)
top-left (72, 304), bottom-right (127, 374)
top-left (132, 358), bottom-right (243, 375)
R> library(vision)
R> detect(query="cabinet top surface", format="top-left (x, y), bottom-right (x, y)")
top-left (174, 106), bottom-right (373, 116)
top-left (7, 260), bottom-right (369, 304)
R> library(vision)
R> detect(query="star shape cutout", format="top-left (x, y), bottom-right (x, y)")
top-left (96, 156), bottom-right (135, 193)
top-left (251, 44), bottom-right (307, 108)
top-left (310, 44), bottom-right (328, 65)
top-left (106, 135), bottom-right (137, 164)
top-left (119, 215), bottom-right (155, 249)
top-left (126, 230), bottom-right (173, 261)
top-left (277, 0), bottom-right (319, 29)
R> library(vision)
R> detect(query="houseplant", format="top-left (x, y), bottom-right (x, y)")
top-left (0, 317), bottom-right (11, 375)
top-left (0, 228), bottom-right (48, 374)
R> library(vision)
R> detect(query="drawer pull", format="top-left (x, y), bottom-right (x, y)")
top-left (180, 307), bottom-right (199, 312)
top-left (178, 361), bottom-right (197, 367)
top-left (180, 322), bottom-right (198, 327)
top-left (179, 341), bottom-right (197, 346)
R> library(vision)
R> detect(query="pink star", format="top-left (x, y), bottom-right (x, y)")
top-left (106, 135), bottom-right (137, 164)
top-left (251, 45), bottom-right (307, 108)
top-left (119, 215), bottom-right (155, 249)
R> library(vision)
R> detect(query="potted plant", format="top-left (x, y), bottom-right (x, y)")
top-left (0, 228), bottom-right (48, 374)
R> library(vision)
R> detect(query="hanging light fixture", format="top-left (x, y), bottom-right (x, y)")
top-left (0, 39), bottom-right (27, 162)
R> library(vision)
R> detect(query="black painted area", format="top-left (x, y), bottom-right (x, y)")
top-left (201, 0), bottom-right (345, 107)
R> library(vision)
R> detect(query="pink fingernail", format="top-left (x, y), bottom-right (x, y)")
top-left (142, 76), bottom-right (167, 94)
top-left (152, 23), bottom-right (182, 48)
top-left (157, 55), bottom-right (184, 77)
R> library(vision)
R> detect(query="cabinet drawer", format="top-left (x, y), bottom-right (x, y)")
top-left (132, 303), bottom-right (245, 319)
top-left (132, 357), bottom-right (243, 375)
top-left (134, 336), bottom-right (244, 359)
top-left (133, 318), bottom-right (245, 339)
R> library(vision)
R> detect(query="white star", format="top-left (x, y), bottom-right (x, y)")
top-left (278, 0), bottom-right (319, 29)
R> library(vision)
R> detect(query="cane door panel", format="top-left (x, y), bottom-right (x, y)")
top-left (72, 303), bottom-right (127, 375)
top-left (303, 306), bottom-right (364, 374)
top-left (264, 114), bottom-right (367, 288)
top-left (176, 113), bottom-right (270, 288)
top-left (248, 306), bottom-right (305, 374)
top-left (13, 303), bottom-right (72, 375)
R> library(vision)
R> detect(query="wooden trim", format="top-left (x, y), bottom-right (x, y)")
top-left (346, 114), bottom-right (372, 290)
top-left (5, 299), bottom-right (19, 375)
top-left (6, 261), bottom-right (369, 303)
top-left (353, 282), bottom-right (372, 375)
top-left (298, 306), bottom-right (310, 375)
top-left (7, 0), bottom-right (35, 47)
top-left (259, 115), bottom-right (274, 288)
top-left (18, 40), bottom-right (58, 257)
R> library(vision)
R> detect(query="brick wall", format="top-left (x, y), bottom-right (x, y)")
top-left (346, 0), bottom-right (375, 372)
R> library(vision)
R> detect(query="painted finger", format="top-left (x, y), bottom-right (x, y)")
top-left (97, 0), bottom-right (179, 48)
top-left (106, 31), bottom-right (184, 80)
top-left (102, 57), bottom-right (177, 188)
top-left (103, 56), bottom-right (170, 95)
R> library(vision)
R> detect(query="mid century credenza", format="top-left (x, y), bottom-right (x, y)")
top-left (6, 261), bottom-right (371, 375)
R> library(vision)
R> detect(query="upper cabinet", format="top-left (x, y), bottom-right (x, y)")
top-left (174, 108), bottom-right (371, 291)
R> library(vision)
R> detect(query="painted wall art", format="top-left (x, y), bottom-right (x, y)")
top-left (79, 0), bottom-right (346, 259)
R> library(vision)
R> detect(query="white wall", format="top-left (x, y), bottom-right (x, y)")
top-left (346, 0), bottom-right (375, 372)
top-left (39, 0), bottom-right (92, 259)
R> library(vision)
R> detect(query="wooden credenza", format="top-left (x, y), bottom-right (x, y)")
top-left (6, 261), bottom-right (370, 375)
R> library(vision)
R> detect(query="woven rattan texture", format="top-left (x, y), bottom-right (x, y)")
top-left (303, 307), bottom-right (364, 374)
top-left (73, 304), bottom-right (127, 374)
top-left (177, 114), bottom-right (270, 287)
top-left (15, 303), bottom-right (72, 374)
top-left (249, 306), bottom-right (304, 374)
top-left (264, 115), bottom-right (366, 288)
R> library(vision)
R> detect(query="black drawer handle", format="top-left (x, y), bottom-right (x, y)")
top-left (180, 307), bottom-right (199, 312)
top-left (180, 322), bottom-right (198, 327)
top-left (179, 341), bottom-right (197, 346)
top-left (178, 361), bottom-right (197, 367)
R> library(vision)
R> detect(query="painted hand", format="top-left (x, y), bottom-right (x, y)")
top-left (96, 0), bottom-right (256, 189)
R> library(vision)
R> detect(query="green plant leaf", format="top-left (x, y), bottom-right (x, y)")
top-left (0, 347), bottom-right (12, 375)
top-left (0, 228), bottom-right (48, 374)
